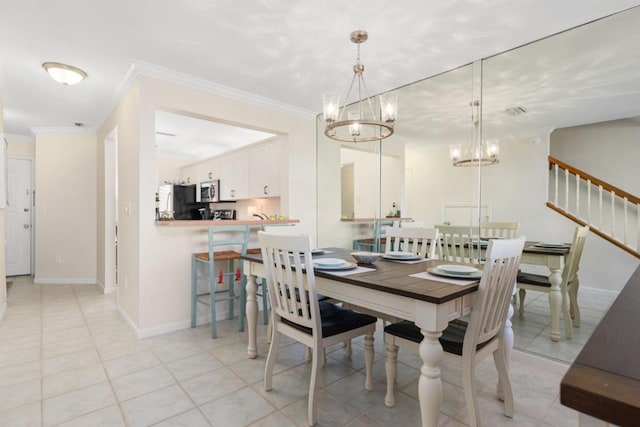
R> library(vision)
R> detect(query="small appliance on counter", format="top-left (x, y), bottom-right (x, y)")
top-left (212, 209), bottom-right (236, 220)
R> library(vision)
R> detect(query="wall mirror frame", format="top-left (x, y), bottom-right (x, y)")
top-left (316, 5), bottom-right (640, 361)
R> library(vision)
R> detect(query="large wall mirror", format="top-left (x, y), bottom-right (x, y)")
top-left (317, 5), bottom-right (640, 363)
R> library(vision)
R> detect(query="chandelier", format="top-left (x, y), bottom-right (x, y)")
top-left (450, 100), bottom-right (499, 166)
top-left (322, 30), bottom-right (398, 143)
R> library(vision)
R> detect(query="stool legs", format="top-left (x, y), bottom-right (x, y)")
top-left (191, 256), bottom-right (197, 328)
top-left (209, 259), bottom-right (218, 339)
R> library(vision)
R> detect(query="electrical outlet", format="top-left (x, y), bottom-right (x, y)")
top-left (124, 277), bottom-right (128, 290)
top-left (56, 255), bottom-right (62, 264)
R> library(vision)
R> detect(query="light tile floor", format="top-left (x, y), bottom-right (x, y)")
top-left (1, 275), bottom-right (593, 426)
top-left (512, 287), bottom-right (617, 363)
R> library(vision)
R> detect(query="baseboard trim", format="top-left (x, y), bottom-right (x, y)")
top-left (96, 279), bottom-right (118, 295)
top-left (117, 305), bottom-right (261, 339)
top-left (580, 286), bottom-right (619, 297)
top-left (34, 277), bottom-right (97, 285)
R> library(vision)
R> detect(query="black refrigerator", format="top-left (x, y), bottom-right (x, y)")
top-left (173, 184), bottom-right (208, 220)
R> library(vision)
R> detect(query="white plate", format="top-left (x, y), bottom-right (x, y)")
top-left (535, 242), bottom-right (568, 248)
top-left (385, 251), bottom-right (415, 259)
top-left (313, 258), bottom-right (349, 267)
top-left (437, 264), bottom-right (479, 275)
top-left (313, 261), bottom-right (357, 271)
top-left (427, 266), bottom-right (482, 279)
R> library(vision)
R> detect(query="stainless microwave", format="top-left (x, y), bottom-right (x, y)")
top-left (200, 180), bottom-right (219, 202)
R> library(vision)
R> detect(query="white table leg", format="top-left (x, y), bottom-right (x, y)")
top-left (246, 270), bottom-right (258, 358)
top-left (548, 267), bottom-right (563, 341)
top-left (497, 298), bottom-right (515, 400)
top-left (418, 329), bottom-right (443, 427)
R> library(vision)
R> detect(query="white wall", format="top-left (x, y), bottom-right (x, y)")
top-left (551, 118), bottom-right (640, 195)
top-left (99, 76), bottom-right (316, 336)
top-left (404, 135), bottom-right (638, 291)
top-left (34, 131), bottom-right (98, 284)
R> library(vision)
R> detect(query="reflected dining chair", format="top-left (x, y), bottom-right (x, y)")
top-left (435, 224), bottom-right (476, 263)
top-left (480, 221), bottom-right (520, 239)
top-left (383, 236), bottom-right (526, 427)
top-left (191, 225), bottom-right (250, 338)
top-left (259, 232), bottom-right (376, 426)
top-left (516, 225), bottom-right (589, 338)
top-left (384, 226), bottom-right (439, 259)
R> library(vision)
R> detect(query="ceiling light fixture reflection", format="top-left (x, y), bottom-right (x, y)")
top-left (42, 62), bottom-right (87, 85)
top-left (450, 100), bottom-right (499, 167)
top-left (322, 30), bottom-right (397, 143)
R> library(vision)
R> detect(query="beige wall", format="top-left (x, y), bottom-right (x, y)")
top-left (0, 97), bottom-right (6, 317)
top-left (98, 80), bottom-right (142, 326)
top-left (98, 76), bottom-right (316, 335)
top-left (34, 131), bottom-right (98, 284)
top-left (7, 135), bottom-right (36, 158)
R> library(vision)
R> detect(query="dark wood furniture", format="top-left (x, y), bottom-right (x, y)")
top-left (560, 265), bottom-right (640, 426)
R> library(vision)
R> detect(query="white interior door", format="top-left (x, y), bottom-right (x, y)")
top-left (6, 158), bottom-right (33, 276)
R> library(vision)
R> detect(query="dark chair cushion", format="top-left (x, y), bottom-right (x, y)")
top-left (384, 319), bottom-right (490, 356)
top-left (517, 272), bottom-right (551, 287)
top-left (282, 301), bottom-right (376, 338)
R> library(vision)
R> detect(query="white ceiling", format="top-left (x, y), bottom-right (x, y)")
top-left (1, 0), bottom-right (639, 141)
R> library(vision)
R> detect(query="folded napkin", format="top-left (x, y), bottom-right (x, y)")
top-left (324, 266), bottom-right (375, 276)
top-left (410, 271), bottom-right (479, 286)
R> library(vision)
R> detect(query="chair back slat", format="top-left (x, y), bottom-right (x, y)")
top-left (385, 227), bottom-right (439, 258)
top-left (208, 225), bottom-right (249, 255)
top-left (563, 226), bottom-right (589, 284)
top-left (259, 232), bottom-right (319, 332)
top-left (480, 222), bottom-right (520, 239)
top-left (464, 237), bottom-right (525, 351)
top-left (435, 225), bottom-right (475, 263)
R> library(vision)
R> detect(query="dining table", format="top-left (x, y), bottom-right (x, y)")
top-left (241, 243), bottom-right (569, 426)
top-left (242, 248), bottom-right (485, 427)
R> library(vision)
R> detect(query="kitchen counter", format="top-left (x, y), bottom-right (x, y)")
top-left (155, 219), bottom-right (299, 227)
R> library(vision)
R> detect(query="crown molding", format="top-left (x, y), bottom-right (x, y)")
top-left (30, 126), bottom-right (96, 136)
top-left (94, 59), bottom-right (317, 132)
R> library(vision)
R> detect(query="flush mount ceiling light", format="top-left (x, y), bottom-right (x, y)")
top-left (322, 30), bottom-right (397, 143)
top-left (42, 62), bottom-right (87, 85)
top-left (450, 100), bottom-right (499, 167)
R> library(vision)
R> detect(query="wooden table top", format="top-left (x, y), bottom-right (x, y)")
top-left (560, 265), bottom-right (640, 426)
top-left (242, 248), bottom-right (481, 305)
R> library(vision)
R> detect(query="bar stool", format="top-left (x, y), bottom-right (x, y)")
top-left (191, 225), bottom-right (250, 338)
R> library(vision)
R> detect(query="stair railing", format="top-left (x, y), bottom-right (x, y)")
top-left (547, 156), bottom-right (639, 259)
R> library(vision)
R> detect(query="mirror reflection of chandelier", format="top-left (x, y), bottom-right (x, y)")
top-left (322, 30), bottom-right (398, 143)
top-left (450, 100), bottom-right (499, 166)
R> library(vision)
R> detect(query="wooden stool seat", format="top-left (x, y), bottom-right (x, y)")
top-left (246, 248), bottom-right (262, 255)
top-left (194, 250), bottom-right (242, 262)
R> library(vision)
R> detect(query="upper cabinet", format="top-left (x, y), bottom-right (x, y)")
top-left (220, 149), bottom-right (249, 200)
top-left (200, 157), bottom-right (221, 182)
top-left (249, 140), bottom-right (281, 198)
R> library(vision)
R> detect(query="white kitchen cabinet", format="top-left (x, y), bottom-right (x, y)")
top-left (220, 149), bottom-right (249, 200)
top-left (249, 140), bottom-right (281, 198)
top-left (181, 163), bottom-right (198, 185)
top-left (200, 157), bottom-right (221, 182)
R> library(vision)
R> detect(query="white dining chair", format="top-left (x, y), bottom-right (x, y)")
top-left (434, 224), bottom-right (477, 263)
top-left (383, 236), bottom-right (526, 427)
top-left (517, 225), bottom-right (589, 337)
top-left (384, 226), bottom-right (439, 259)
top-left (259, 232), bottom-right (376, 426)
